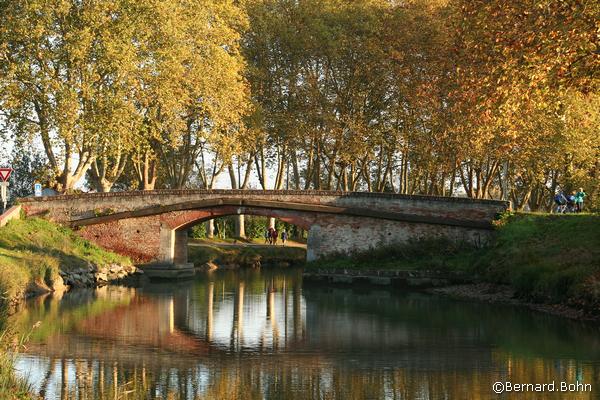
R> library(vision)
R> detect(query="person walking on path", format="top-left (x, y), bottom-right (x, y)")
top-left (272, 229), bottom-right (278, 245)
top-left (264, 229), bottom-right (271, 244)
top-left (281, 229), bottom-right (288, 246)
top-left (554, 191), bottom-right (567, 213)
top-left (567, 191), bottom-right (577, 213)
top-left (575, 188), bottom-right (587, 213)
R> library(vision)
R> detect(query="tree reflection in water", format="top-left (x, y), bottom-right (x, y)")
top-left (11, 268), bottom-right (600, 400)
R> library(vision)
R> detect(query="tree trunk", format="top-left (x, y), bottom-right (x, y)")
top-left (234, 215), bottom-right (245, 239)
top-left (228, 161), bottom-right (245, 238)
top-left (291, 150), bottom-right (300, 189)
top-left (134, 150), bottom-right (157, 190)
top-left (254, 148), bottom-right (267, 190)
top-left (206, 220), bottom-right (214, 239)
top-left (240, 157), bottom-right (253, 189)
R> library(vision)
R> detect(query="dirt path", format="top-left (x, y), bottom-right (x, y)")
top-left (189, 239), bottom-right (307, 249)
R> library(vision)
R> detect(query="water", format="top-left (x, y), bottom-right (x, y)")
top-left (11, 268), bottom-right (600, 399)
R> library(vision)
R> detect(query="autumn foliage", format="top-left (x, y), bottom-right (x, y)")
top-left (0, 0), bottom-right (598, 211)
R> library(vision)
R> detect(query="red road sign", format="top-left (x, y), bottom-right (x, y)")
top-left (0, 168), bottom-right (12, 182)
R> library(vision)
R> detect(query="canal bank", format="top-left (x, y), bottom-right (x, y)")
top-left (0, 217), bottom-right (139, 310)
top-left (304, 213), bottom-right (600, 320)
top-left (0, 215), bottom-right (306, 307)
top-left (1, 212), bottom-right (598, 320)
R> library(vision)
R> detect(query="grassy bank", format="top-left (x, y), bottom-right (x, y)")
top-left (0, 218), bottom-right (134, 399)
top-left (0, 333), bottom-right (33, 400)
top-left (0, 217), bottom-right (131, 304)
top-left (306, 213), bottom-right (600, 312)
top-left (189, 243), bottom-right (306, 267)
top-left (0, 304), bottom-right (34, 400)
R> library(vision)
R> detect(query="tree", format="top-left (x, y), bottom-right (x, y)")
top-left (448, 0), bottom-right (599, 207)
top-left (1, 0), bottom-right (252, 193)
top-left (0, 0), bottom-right (143, 193)
top-left (244, 0), bottom-right (454, 194)
top-left (131, 0), bottom-right (252, 190)
top-left (7, 142), bottom-right (53, 200)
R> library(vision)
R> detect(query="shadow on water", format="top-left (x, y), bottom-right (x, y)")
top-left (302, 283), bottom-right (600, 361)
top-left (9, 267), bottom-right (600, 400)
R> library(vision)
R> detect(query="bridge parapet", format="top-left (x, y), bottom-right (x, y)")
top-left (19, 189), bottom-right (507, 223)
top-left (19, 190), bottom-right (509, 263)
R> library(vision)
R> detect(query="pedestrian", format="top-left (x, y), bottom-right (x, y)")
top-left (272, 228), bottom-right (278, 245)
top-left (281, 229), bottom-right (288, 246)
top-left (575, 188), bottom-right (587, 213)
top-left (267, 227), bottom-right (274, 245)
top-left (554, 191), bottom-right (567, 214)
top-left (264, 229), bottom-right (270, 244)
top-left (567, 191), bottom-right (577, 213)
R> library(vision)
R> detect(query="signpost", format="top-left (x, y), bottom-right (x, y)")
top-left (34, 182), bottom-right (42, 197)
top-left (0, 168), bottom-right (12, 213)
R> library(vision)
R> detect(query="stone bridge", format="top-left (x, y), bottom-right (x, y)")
top-left (19, 190), bottom-right (508, 264)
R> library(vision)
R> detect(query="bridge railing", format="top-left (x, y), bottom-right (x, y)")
top-left (17, 189), bottom-right (510, 206)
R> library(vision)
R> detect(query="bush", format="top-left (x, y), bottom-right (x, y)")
top-left (190, 224), bottom-right (207, 239)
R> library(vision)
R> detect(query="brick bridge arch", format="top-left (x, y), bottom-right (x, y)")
top-left (19, 190), bottom-right (508, 264)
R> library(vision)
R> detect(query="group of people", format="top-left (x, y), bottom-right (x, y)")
top-left (264, 227), bottom-right (288, 246)
top-left (554, 188), bottom-right (587, 213)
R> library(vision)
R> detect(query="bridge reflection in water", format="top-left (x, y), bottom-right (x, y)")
top-left (12, 268), bottom-right (600, 400)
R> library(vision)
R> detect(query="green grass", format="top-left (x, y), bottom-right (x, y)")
top-left (0, 217), bottom-right (135, 399)
top-left (0, 306), bottom-right (34, 400)
top-left (0, 333), bottom-right (34, 400)
top-left (189, 243), bottom-right (306, 267)
top-left (477, 213), bottom-right (600, 307)
top-left (306, 213), bottom-right (600, 311)
top-left (0, 217), bottom-right (131, 303)
top-left (305, 237), bottom-right (480, 272)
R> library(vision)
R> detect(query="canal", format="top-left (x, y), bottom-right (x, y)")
top-left (10, 267), bottom-right (600, 399)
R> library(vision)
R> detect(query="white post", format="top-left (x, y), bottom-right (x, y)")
top-left (1, 182), bottom-right (8, 213)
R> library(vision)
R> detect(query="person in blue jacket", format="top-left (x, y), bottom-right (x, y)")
top-left (554, 191), bottom-right (567, 213)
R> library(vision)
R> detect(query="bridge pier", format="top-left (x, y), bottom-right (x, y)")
top-left (158, 224), bottom-right (189, 265)
top-left (158, 223), bottom-right (175, 263)
top-left (174, 229), bottom-right (188, 264)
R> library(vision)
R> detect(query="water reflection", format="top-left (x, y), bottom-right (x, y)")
top-left (11, 268), bottom-right (600, 399)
